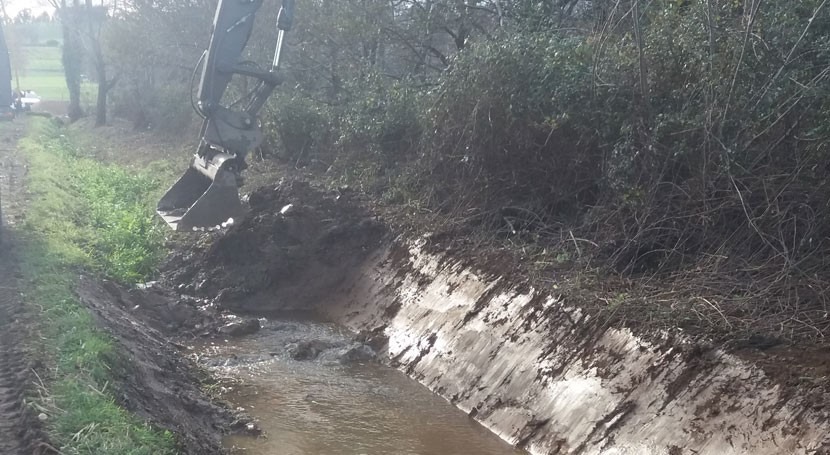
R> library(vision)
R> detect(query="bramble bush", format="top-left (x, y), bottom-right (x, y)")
top-left (263, 0), bottom-right (830, 340)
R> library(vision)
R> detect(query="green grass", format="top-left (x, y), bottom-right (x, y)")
top-left (16, 46), bottom-right (96, 102)
top-left (16, 46), bottom-right (65, 100)
top-left (18, 118), bottom-right (176, 455)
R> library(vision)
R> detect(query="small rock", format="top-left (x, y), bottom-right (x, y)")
top-left (280, 203), bottom-right (295, 216)
top-left (37, 413), bottom-right (47, 422)
top-left (245, 422), bottom-right (262, 436)
top-left (339, 343), bottom-right (376, 363)
top-left (229, 417), bottom-right (262, 436)
top-left (217, 318), bottom-right (261, 337)
top-left (285, 340), bottom-right (338, 361)
top-left (319, 342), bottom-right (376, 364)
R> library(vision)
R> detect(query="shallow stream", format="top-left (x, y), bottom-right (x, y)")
top-left (193, 317), bottom-right (524, 455)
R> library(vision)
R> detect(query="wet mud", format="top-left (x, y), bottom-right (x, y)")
top-left (76, 279), bottom-right (241, 454)
top-left (0, 122), bottom-right (53, 455)
top-left (162, 180), bottom-right (386, 314)
top-left (0, 244), bottom-right (53, 455)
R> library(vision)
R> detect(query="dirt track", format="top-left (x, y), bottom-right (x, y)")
top-left (0, 117), bottom-right (244, 454)
top-left (0, 257), bottom-right (41, 455)
top-left (0, 120), bottom-right (49, 454)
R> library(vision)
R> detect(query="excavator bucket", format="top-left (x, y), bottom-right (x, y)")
top-left (157, 154), bottom-right (245, 231)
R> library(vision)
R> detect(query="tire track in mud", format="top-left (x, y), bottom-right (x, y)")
top-left (0, 121), bottom-right (50, 455)
top-left (0, 273), bottom-right (37, 455)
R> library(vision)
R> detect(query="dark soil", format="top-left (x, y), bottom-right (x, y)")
top-left (0, 240), bottom-right (55, 455)
top-left (76, 278), bottom-right (246, 454)
top-left (161, 180), bottom-right (386, 314)
top-left (0, 122), bottom-right (54, 455)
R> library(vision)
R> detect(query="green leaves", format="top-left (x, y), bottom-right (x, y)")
top-left (71, 161), bottom-right (165, 283)
top-left (24, 120), bottom-right (165, 283)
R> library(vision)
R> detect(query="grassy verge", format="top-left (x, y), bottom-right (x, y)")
top-left (18, 118), bottom-right (176, 454)
top-left (18, 46), bottom-right (97, 103)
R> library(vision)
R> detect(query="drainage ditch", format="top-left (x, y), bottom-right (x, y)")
top-left (193, 316), bottom-right (523, 455)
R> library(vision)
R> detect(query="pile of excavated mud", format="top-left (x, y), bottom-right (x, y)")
top-left (76, 278), bottom-right (256, 454)
top-left (162, 181), bottom-right (386, 314)
top-left (32, 182), bottom-right (385, 454)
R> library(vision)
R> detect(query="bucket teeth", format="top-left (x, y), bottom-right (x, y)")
top-left (157, 154), bottom-right (246, 231)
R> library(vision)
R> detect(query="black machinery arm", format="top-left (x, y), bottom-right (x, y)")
top-left (157, 0), bottom-right (294, 231)
top-left (199, 0), bottom-right (295, 119)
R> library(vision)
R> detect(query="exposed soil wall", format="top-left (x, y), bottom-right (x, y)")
top-left (323, 242), bottom-right (830, 454)
top-left (163, 181), bottom-right (830, 454)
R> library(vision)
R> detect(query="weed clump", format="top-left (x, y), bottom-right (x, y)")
top-left (24, 120), bottom-right (165, 283)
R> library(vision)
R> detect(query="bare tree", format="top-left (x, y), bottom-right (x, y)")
top-left (51, 0), bottom-right (85, 120)
top-left (81, 0), bottom-right (116, 125)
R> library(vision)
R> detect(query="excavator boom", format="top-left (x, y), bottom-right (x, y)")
top-left (157, 0), bottom-right (294, 231)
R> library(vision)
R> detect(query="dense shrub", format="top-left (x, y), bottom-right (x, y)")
top-left (109, 82), bottom-right (194, 133)
top-left (420, 33), bottom-right (605, 215)
top-left (102, 0), bottom-right (830, 339)
top-left (264, 93), bottom-right (333, 163)
top-left (259, 0), bottom-right (830, 340)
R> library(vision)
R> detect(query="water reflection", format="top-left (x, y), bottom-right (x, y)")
top-left (194, 318), bottom-right (524, 455)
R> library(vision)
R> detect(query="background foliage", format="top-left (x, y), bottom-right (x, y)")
top-left (103, 0), bottom-right (830, 342)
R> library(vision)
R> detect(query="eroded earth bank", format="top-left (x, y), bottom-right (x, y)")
top-left (139, 181), bottom-right (829, 454)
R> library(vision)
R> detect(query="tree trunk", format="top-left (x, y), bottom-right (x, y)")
top-left (61, 0), bottom-right (84, 121)
top-left (87, 0), bottom-right (110, 126)
top-left (94, 48), bottom-right (109, 126)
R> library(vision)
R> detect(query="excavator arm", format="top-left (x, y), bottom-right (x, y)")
top-left (157, 0), bottom-right (295, 231)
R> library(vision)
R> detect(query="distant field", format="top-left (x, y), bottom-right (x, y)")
top-left (7, 22), bottom-right (62, 46)
top-left (17, 46), bottom-right (66, 100)
top-left (16, 46), bottom-right (95, 104)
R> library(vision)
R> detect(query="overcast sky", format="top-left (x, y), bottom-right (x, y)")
top-left (4, 0), bottom-right (55, 18)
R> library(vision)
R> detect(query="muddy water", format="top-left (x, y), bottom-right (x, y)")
top-left (194, 317), bottom-right (525, 455)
